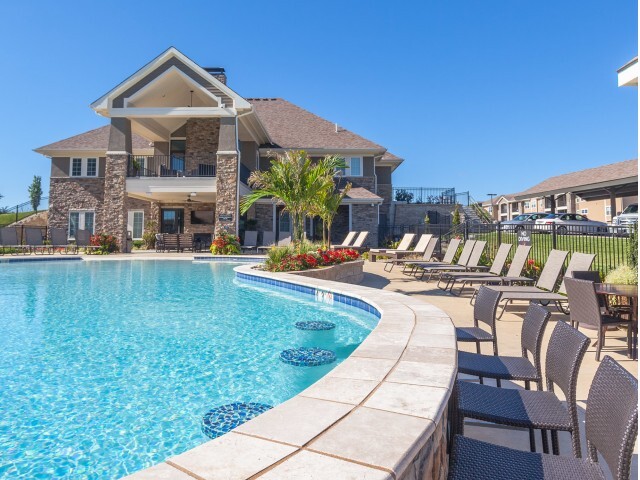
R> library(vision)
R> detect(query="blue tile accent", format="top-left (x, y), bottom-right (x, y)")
top-left (0, 256), bottom-right (82, 264)
top-left (193, 256), bottom-right (263, 263)
top-left (201, 402), bottom-right (272, 439)
top-left (279, 347), bottom-right (337, 367)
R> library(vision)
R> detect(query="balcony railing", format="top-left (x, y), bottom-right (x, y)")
top-left (127, 155), bottom-right (216, 178)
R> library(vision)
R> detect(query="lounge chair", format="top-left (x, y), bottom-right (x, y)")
top-left (75, 229), bottom-right (101, 253)
top-left (433, 240), bottom-right (487, 274)
top-left (178, 233), bottom-right (194, 252)
top-left (486, 251), bottom-right (595, 318)
top-left (257, 231), bottom-right (276, 252)
top-left (369, 233), bottom-right (416, 262)
top-left (50, 227), bottom-right (76, 254)
top-left (0, 227), bottom-right (28, 255)
top-left (331, 231), bottom-right (357, 249)
top-left (413, 239), bottom-right (477, 281)
top-left (335, 231), bottom-right (369, 252)
top-left (277, 233), bottom-right (291, 246)
top-left (438, 243), bottom-right (512, 294)
top-left (241, 231), bottom-right (258, 253)
top-left (391, 236), bottom-right (440, 274)
top-left (161, 233), bottom-right (180, 252)
top-left (25, 227), bottom-right (53, 255)
top-left (403, 237), bottom-right (461, 277)
top-left (381, 234), bottom-right (433, 272)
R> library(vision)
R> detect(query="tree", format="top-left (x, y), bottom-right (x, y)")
top-left (452, 205), bottom-right (461, 226)
top-left (395, 189), bottom-right (414, 203)
top-left (28, 176), bottom-right (43, 212)
top-left (240, 151), bottom-right (344, 246)
top-left (316, 181), bottom-right (351, 247)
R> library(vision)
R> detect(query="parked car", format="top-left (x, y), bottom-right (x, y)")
top-left (612, 203), bottom-right (638, 233)
top-left (534, 213), bottom-right (609, 235)
top-left (501, 213), bottom-right (549, 231)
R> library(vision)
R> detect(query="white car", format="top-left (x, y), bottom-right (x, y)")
top-left (534, 213), bottom-right (609, 235)
top-left (612, 204), bottom-right (638, 234)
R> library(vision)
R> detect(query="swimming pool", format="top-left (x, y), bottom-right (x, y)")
top-left (0, 260), bottom-right (378, 479)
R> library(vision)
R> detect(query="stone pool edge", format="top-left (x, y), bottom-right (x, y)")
top-left (123, 263), bottom-right (457, 480)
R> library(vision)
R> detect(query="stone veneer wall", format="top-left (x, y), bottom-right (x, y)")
top-left (290, 260), bottom-right (364, 284)
top-left (351, 204), bottom-right (379, 247)
top-left (216, 154), bottom-right (239, 234)
top-left (185, 118), bottom-right (219, 173)
top-left (103, 154), bottom-right (128, 248)
top-left (183, 203), bottom-right (216, 236)
top-left (398, 410), bottom-right (448, 480)
top-left (48, 178), bottom-right (105, 231)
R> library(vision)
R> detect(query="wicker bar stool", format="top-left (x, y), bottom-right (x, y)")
top-left (448, 356), bottom-right (638, 480)
top-left (455, 286), bottom-right (502, 358)
top-left (565, 277), bottom-right (634, 361)
top-left (453, 321), bottom-right (590, 456)
top-left (458, 303), bottom-right (551, 390)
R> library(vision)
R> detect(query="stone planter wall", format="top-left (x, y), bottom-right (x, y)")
top-left (289, 259), bottom-right (364, 284)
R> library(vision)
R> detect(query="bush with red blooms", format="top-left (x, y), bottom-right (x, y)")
top-left (210, 231), bottom-right (241, 255)
top-left (266, 248), bottom-right (359, 272)
top-left (90, 233), bottom-right (119, 254)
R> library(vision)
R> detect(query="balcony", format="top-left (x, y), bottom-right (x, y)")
top-left (127, 155), bottom-right (216, 178)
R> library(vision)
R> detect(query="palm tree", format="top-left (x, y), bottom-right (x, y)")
top-left (316, 182), bottom-right (351, 247)
top-left (240, 151), bottom-right (345, 246)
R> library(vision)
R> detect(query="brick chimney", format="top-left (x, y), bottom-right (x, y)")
top-left (203, 67), bottom-right (227, 85)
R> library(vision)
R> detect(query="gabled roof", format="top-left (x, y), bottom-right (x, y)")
top-left (248, 98), bottom-right (385, 152)
top-left (34, 126), bottom-right (153, 155)
top-left (515, 159), bottom-right (638, 201)
top-left (340, 187), bottom-right (383, 204)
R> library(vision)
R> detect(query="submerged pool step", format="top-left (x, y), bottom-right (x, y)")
top-left (201, 402), bottom-right (273, 439)
top-left (294, 320), bottom-right (336, 331)
top-left (279, 347), bottom-right (337, 367)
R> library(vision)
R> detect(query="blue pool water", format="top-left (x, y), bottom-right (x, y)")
top-left (0, 261), bottom-right (378, 479)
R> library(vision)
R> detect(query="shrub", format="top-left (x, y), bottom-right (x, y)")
top-left (90, 233), bottom-right (119, 254)
top-left (605, 264), bottom-right (638, 285)
top-left (210, 230), bottom-right (241, 255)
top-left (627, 224), bottom-right (638, 267)
top-left (142, 220), bottom-right (158, 249)
top-left (132, 240), bottom-right (144, 249)
top-left (522, 258), bottom-right (542, 279)
top-left (395, 189), bottom-right (414, 203)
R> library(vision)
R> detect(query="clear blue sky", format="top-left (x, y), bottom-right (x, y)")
top-left (0, 0), bottom-right (636, 207)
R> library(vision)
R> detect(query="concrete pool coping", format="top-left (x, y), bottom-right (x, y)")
top-left (124, 263), bottom-right (456, 479)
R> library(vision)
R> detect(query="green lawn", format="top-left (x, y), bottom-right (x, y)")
top-left (0, 211), bottom-right (36, 226)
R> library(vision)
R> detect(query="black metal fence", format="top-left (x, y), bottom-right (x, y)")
top-left (379, 222), bottom-right (635, 276)
top-left (0, 197), bottom-right (49, 227)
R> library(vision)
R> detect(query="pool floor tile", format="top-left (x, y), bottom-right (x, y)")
top-left (234, 396), bottom-right (354, 447)
top-left (168, 432), bottom-right (297, 480)
top-left (257, 450), bottom-right (392, 480)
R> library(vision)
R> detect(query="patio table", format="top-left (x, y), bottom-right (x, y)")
top-left (595, 283), bottom-right (638, 359)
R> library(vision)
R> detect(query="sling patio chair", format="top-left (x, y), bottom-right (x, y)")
top-left (431, 240), bottom-right (487, 275)
top-left (453, 320), bottom-right (590, 456)
top-left (458, 302), bottom-right (551, 389)
top-left (257, 231), bottom-right (276, 252)
top-left (438, 243), bottom-right (513, 295)
top-left (455, 286), bottom-right (502, 357)
top-left (369, 233), bottom-right (416, 262)
top-left (565, 277), bottom-right (635, 361)
top-left (345, 231), bottom-right (369, 252)
top-left (404, 237), bottom-right (461, 278)
top-left (330, 231), bottom-right (357, 249)
top-left (277, 233), bottom-right (291, 246)
top-left (241, 231), bottom-right (258, 253)
top-left (413, 239), bottom-right (477, 281)
top-left (487, 251), bottom-right (595, 318)
top-left (75, 229), bottom-right (101, 254)
top-left (25, 227), bottom-right (53, 255)
top-left (381, 233), bottom-right (433, 272)
top-left (50, 227), bottom-right (77, 254)
top-left (448, 356), bottom-right (637, 480)
top-left (391, 236), bottom-right (439, 274)
top-left (0, 227), bottom-right (28, 255)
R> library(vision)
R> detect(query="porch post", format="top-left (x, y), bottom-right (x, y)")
top-left (104, 117), bottom-right (132, 251)
top-left (215, 116), bottom-right (239, 235)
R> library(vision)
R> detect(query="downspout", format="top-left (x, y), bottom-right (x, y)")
top-left (234, 110), bottom-right (253, 236)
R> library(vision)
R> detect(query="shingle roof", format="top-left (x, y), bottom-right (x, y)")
top-left (35, 126), bottom-right (152, 153)
top-left (381, 151), bottom-right (403, 162)
top-left (248, 98), bottom-right (385, 151)
top-left (516, 159), bottom-right (638, 198)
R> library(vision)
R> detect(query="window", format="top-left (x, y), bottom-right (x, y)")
top-left (605, 206), bottom-right (611, 217)
top-left (128, 211), bottom-right (145, 240)
top-left (337, 157), bottom-right (363, 177)
top-left (580, 209), bottom-right (588, 215)
top-left (70, 158), bottom-right (98, 177)
top-left (279, 211), bottom-right (290, 232)
top-left (69, 211), bottom-right (95, 239)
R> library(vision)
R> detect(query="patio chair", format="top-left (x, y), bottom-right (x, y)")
top-left (277, 233), bottom-right (291, 246)
top-left (414, 239), bottom-right (476, 281)
top-left (257, 231), bottom-right (276, 252)
top-left (439, 243), bottom-right (513, 295)
top-left (178, 233), bottom-right (194, 252)
top-left (448, 356), bottom-right (637, 480)
top-left (458, 302), bottom-right (551, 389)
top-left (75, 229), bottom-right (100, 253)
top-left (405, 237), bottom-right (461, 278)
top-left (565, 277), bottom-right (634, 361)
top-left (487, 251), bottom-right (595, 318)
top-left (50, 227), bottom-right (76, 254)
top-left (0, 227), bottom-right (28, 255)
top-left (155, 233), bottom-right (164, 252)
top-left (161, 233), bottom-right (179, 252)
top-left (392, 236), bottom-right (439, 274)
top-left (453, 320), bottom-right (590, 456)
top-left (241, 231), bottom-right (258, 253)
top-left (369, 233), bottom-right (416, 262)
top-left (331, 231), bottom-right (357, 249)
top-left (346, 231), bottom-right (369, 252)
top-left (25, 227), bottom-right (53, 255)
top-left (431, 240), bottom-right (487, 281)
top-left (455, 286), bottom-right (502, 356)
top-left (381, 234), bottom-right (433, 272)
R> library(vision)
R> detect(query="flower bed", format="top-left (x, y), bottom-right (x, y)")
top-left (266, 248), bottom-right (359, 272)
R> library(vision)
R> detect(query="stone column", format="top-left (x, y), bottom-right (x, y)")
top-left (215, 116), bottom-right (239, 235)
top-left (103, 118), bottom-right (131, 251)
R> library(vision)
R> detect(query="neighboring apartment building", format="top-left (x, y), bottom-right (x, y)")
top-left (481, 159), bottom-right (638, 223)
top-left (35, 48), bottom-right (402, 249)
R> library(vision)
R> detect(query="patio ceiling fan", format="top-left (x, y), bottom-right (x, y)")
top-left (186, 192), bottom-right (201, 203)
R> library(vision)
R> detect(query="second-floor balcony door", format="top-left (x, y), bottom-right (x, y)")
top-left (170, 139), bottom-right (186, 173)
